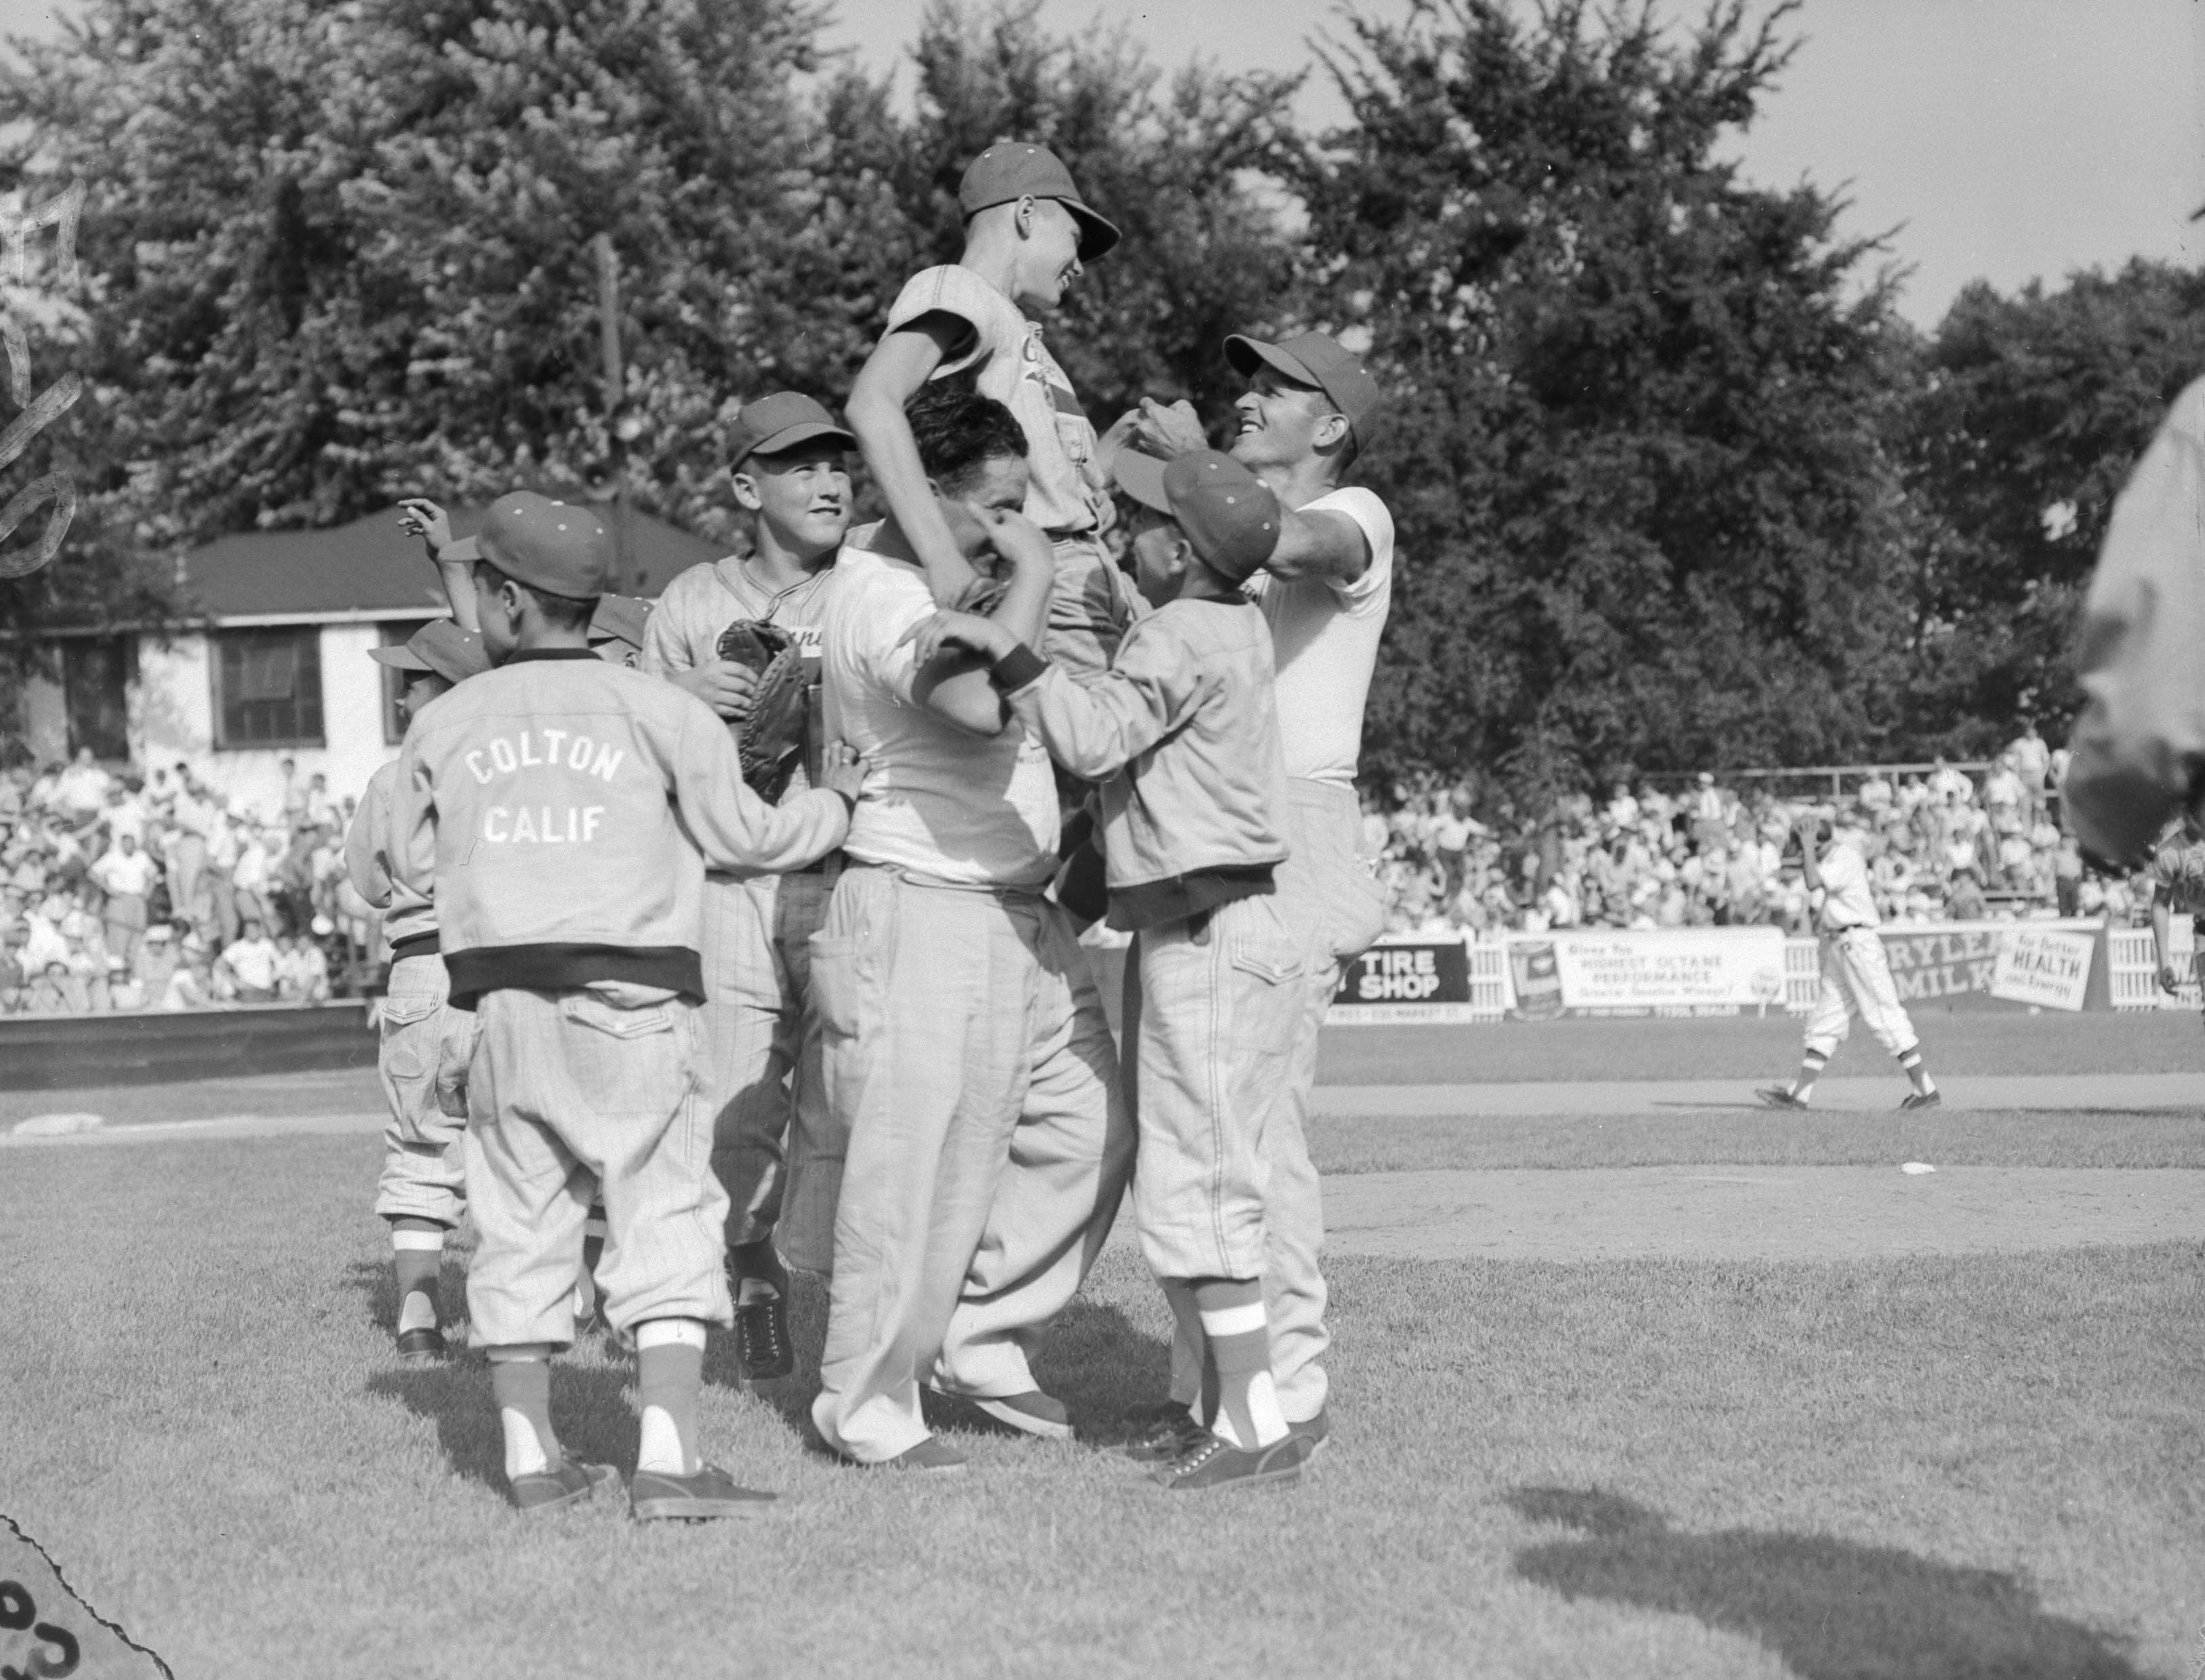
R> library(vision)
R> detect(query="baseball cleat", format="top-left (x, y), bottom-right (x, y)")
top-left (1121, 1400), bottom-right (1206, 1463)
top-left (1756, 1086), bottom-right (1808, 1111)
top-left (629, 1463), bottom-right (778, 1521)
top-left (395, 1325), bottom-right (447, 1361)
top-left (872, 1437), bottom-right (968, 1474)
top-left (1899, 1089), bottom-right (1943, 1111)
top-left (734, 1295), bottom-right (793, 1382)
top-left (509, 1458), bottom-right (620, 1515)
top-left (1150, 1430), bottom-right (1312, 1494)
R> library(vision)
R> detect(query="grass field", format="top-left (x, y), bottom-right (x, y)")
top-left (5, 1035), bottom-right (2202, 1680)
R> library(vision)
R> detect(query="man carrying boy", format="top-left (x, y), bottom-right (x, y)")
top-left (845, 140), bottom-right (1140, 675)
top-left (351, 619), bottom-right (491, 1361)
top-left (908, 448), bottom-right (1313, 1491)
top-left (641, 391), bottom-right (856, 1376)
top-left (389, 492), bottom-right (860, 1519)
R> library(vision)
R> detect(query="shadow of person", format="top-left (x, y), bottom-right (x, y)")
top-left (1504, 1486), bottom-right (2144, 1680)
top-left (366, 1357), bottom-right (643, 1500)
top-left (1032, 1298), bottom-right (1171, 1445)
top-left (341, 1254), bottom-right (474, 1335)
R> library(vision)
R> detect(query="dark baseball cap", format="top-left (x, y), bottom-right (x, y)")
top-left (730, 392), bottom-right (856, 469)
top-left (587, 593), bottom-right (652, 653)
top-left (368, 620), bottom-right (491, 685)
top-left (958, 141), bottom-right (1121, 263)
top-left (1225, 331), bottom-right (1383, 447)
top-left (443, 492), bottom-right (616, 599)
top-left (1113, 449), bottom-right (1280, 584)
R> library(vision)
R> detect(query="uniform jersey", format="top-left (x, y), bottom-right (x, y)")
top-left (641, 557), bottom-right (835, 802)
top-left (1814, 839), bottom-right (1880, 932)
top-left (2149, 833), bottom-right (2205, 922)
top-left (346, 759), bottom-right (437, 953)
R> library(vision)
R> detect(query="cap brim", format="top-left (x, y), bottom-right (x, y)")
top-left (1063, 200), bottom-right (1121, 262)
top-left (1111, 450), bottom-right (1172, 514)
top-left (368, 645), bottom-right (435, 673)
top-left (440, 534), bottom-right (482, 563)
top-left (1224, 334), bottom-right (1322, 390)
top-left (739, 420), bottom-right (858, 466)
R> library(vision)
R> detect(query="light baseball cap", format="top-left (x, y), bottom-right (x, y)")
top-left (368, 620), bottom-right (491, 685)
top-left (442, 493), bottom-right (616, 600)
top-left (1224, 330), bottom-right (1383, 448)
top-left (728, 391), bottom-right (856, 468)
top-left (1113, 449), bottom-right (1281, 584)
top-left (959, 142), bottom-right (1121, 262)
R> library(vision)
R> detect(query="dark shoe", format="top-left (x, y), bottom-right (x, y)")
top-left (1151, 1430), bottom-right (1312, 1494)
top-left (1757, 1085), bottom-right (1808, 1111)
top-left (395, 1325), bottom-right (446, 1361)
top-left (509, 1458), bottom-right (620, 1515)
top-left (926, 1384), bottom-right (1072, 1441)
top-left (1289, 1407), bottom-right (1332, 1456)
top-left (873, 1436), bottom-right (968, 1474)
top-left (1900, 1089), bottom-right (1943, 1111)
top-left (734, 1294), bottom-right (793, 1382)
top-left (630, 1462), bottom-right (778, 1521)
top-left (1121, 1400), bottom-right (1206, 1463)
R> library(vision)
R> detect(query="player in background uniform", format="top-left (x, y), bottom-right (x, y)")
top-left (641, 392), bottom-right (856, 1379)
top-left (389, 492), bottom-right (860, 1519)
top-left (1760, 813), bottom-right (1941, 1111)
top-left (907, 449), bottom-right (1313, 1492)
top-left (352, 620), bottom-right (490, 1361)
top-left (1124, 330), bottom-right (1394, 1458)
top-left (845, 140), bottom-right (1142, 676)
top-left (808, 426), bottom-right (1133, 1472)
top-left (2149, 809), bottom-right (2205, 1018)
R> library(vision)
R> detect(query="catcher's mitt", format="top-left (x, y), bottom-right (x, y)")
top-left (715, 619), bottom-right (807, 801)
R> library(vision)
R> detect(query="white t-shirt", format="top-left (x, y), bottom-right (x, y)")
top-left (220, 936), bottom-right (279, 992)
top-left (1244, 486), bottom-right (1395, 787)
top-left (91, 848), bottom-right (159, 898)
top-left (1815, 839), bottom-right (1880, 931)
top-left (820, 544), bottom-right (1060, 889)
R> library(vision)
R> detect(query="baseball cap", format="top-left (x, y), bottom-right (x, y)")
top-left (959, 142), bottom-right (1121, 263)
top-left (1224, 331), bottom-right (1383, 448)
top-left (588, 593), bottom-right (652, 654)
top-left (1113, 449), bottom-right (1281, 583)
top-left (729, 392), bottom-right (856, 469)
top-left (441, 492), bottom-right (615, 600)
top-left (368, 620), bottom-right (491, 685)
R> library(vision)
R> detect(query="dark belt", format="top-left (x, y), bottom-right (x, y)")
top-left (390, 932), bottom-right (440, 962)
top-left (793, 849), bottom-right (846, 877)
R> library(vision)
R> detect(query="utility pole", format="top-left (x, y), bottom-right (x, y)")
top-left (591, 231), bottom-right (630, 585)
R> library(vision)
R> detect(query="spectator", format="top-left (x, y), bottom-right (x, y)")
top-left (52, 745), bottom-right (111, 820)
top-left (25, 958), bottom-right (79, 1014)
top-left (90, 831), bottom-right (158, 969)
top-left (217, 917), bottom-right (281, 1003)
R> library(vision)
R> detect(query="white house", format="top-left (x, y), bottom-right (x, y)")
top-left (18, 502), bottom-right (719, 820)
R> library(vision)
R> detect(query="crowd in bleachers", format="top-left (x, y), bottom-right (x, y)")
top-left (0, 749), bottom-right (372, 1015)
top-left (1362, 725), bottom-right (2151, 938)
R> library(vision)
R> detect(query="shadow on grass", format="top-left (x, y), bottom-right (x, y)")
top-left (1034, 1297), bottom-right (1171, 1445)
top-left (365, 1358), bottom-right (642, 1496)
top-left (1505, 1486), bottom-right (2143, 1680)
top-left (342, 1256), bottom-right (473, 1335)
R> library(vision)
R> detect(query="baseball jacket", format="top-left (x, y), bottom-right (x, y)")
top-left (994, 593), bottom-right (1289, 931)
top-left (388, 649), bottom-right (848, 1005)
top-left (345, 759), bottom-right (439, 961)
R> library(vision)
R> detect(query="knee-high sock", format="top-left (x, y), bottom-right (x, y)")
top-left (391, 1219), bottom-right (445, 1332)
top-left (636, 1319), bottom-right (707, 1476)
top-left (1192, 1277), bottom-right (1286, 1451)
top-left (488, 1346), bottom-right (557, 1478)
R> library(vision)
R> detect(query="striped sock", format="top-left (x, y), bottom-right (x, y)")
top-left (488, 1347), bottom-right (557, 1478)
top-left (1896, 1045), bottom-right (1935, 1094)
top-left (1193, 1278), bottom-right (1286, 1451)
top-left (390, 1220), bottom-right (445, 1334)
top-left (635, 1319), bottom-right (707, 1476)
top-left (1793, 1048), bottom-right (1829, 1103)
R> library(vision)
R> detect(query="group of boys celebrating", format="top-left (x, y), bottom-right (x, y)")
top-left (346, 140), bottom-right (1395, 1520)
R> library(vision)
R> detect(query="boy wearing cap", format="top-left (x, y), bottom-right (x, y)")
top-left (388, 492), bottom-right (862, 1519)
top-left (641, 391), bottom-right (856, 1378)
top-left (1129, 329), bottom-right (1396, 1458)
top-left (906, 448), bottom-right (1311, 1492)
top-left (351, 620), bottom-right (492, 1361)
top-left (845, 140), bottom-right (1143, 679)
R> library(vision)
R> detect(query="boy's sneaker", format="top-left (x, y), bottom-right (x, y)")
top-left (630, 1463), bottom-right (778, 1521)
top-left (509, 1458), bottom-right (620, 1515)
top-left (1288, 1408), bottom-right (1332, 1456)
top-left (732, 1251), bottom-right (794, 1382)
top-left (395, 1325), bottom-right (446, 1361)
top-left (1757, 1086), bottom-right (1808, 1111)
top-left (1121, 1400), bottom-right (1206, 1463)
top-left (1900, 1089), bottom-right (1943, 1111)
top-left (926, 1384), bottom-right (1071, 1441)
top-left (1151, 1430), bottom-right (1313, 1494)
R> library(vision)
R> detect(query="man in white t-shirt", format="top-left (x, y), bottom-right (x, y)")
top-left (89, 832), bottom-right (159, 969)
top-left (1759, 814), bottom-right (1941, 1111)
top-left (217, 917), bottom-right (281, 1003)
top-left (808, 481), bottom-right (1132, 1471)
top-left (1127, 328), bottom-right (1393, 1455)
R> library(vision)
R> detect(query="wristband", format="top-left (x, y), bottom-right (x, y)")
top-left (989, 643), bottom-right (1048, 692)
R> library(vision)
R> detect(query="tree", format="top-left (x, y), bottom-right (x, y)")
top-left (1899, 258), bottom-right (2205, 753)
top-left (1294, 0), bottom-right (1922, 798)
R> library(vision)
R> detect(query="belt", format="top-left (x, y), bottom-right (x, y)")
top-left (390, 932), bottom-right (439, 962)
top-left (793, 849), bottom-right (846, 877)
top-left (843, 858), bottom-right (1050, 901)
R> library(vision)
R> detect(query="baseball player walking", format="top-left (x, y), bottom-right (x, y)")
top-left (1760, 814), bottom-right (1941, 1111)
top-left (641, 392), bottom-right (856, 1378)
top-left (2149, 809), bottom-right (2205, 1019)
top-left (388, 492), bottom-right (860, 1519)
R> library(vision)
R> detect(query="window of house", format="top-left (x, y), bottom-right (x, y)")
top-left (213, 627), bottom-right (324, 748)
top-left (378, 619), bottom-right (435, 743)
top-left (62, 636), bottom-right (133, 761)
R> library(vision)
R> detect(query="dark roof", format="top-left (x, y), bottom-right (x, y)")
top-left (178, 501), bottom-right (723, 621)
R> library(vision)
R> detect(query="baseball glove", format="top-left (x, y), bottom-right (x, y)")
top-left (715, 619), bottom-right (807, 801)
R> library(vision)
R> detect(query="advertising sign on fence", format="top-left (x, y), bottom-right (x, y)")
top-left (1330, 940), bottom-right (1478, 1024)
top-left (1875, 920), bottom-right (2106, 1012)
top-left (1506, 927), bottom-right (1789, 1018)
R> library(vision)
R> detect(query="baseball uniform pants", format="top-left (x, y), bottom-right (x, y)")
top-left (1165, 778), bottom-right (1385, 1423)
top-left (462, 986), bottom-right (732, 1349)
top-left (372, 952), bottom-right (478, 1228)
top-left (1121, 895), bottom-right (1307, 1281)
top-left (1804, 927), bottom-right (1919, 1060)
top-left (808, 864), bottom-right (1132, 1464)
top-left (700, 864), bottom-right (839, 1273)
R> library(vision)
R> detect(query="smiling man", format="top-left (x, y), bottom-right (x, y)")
top-left (638, 391), bottom-right (857, 1380)
top-left (1126, 329), bottom-right (1394, 1459)
top-left (843, 141), bottom-right (1142, 680)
